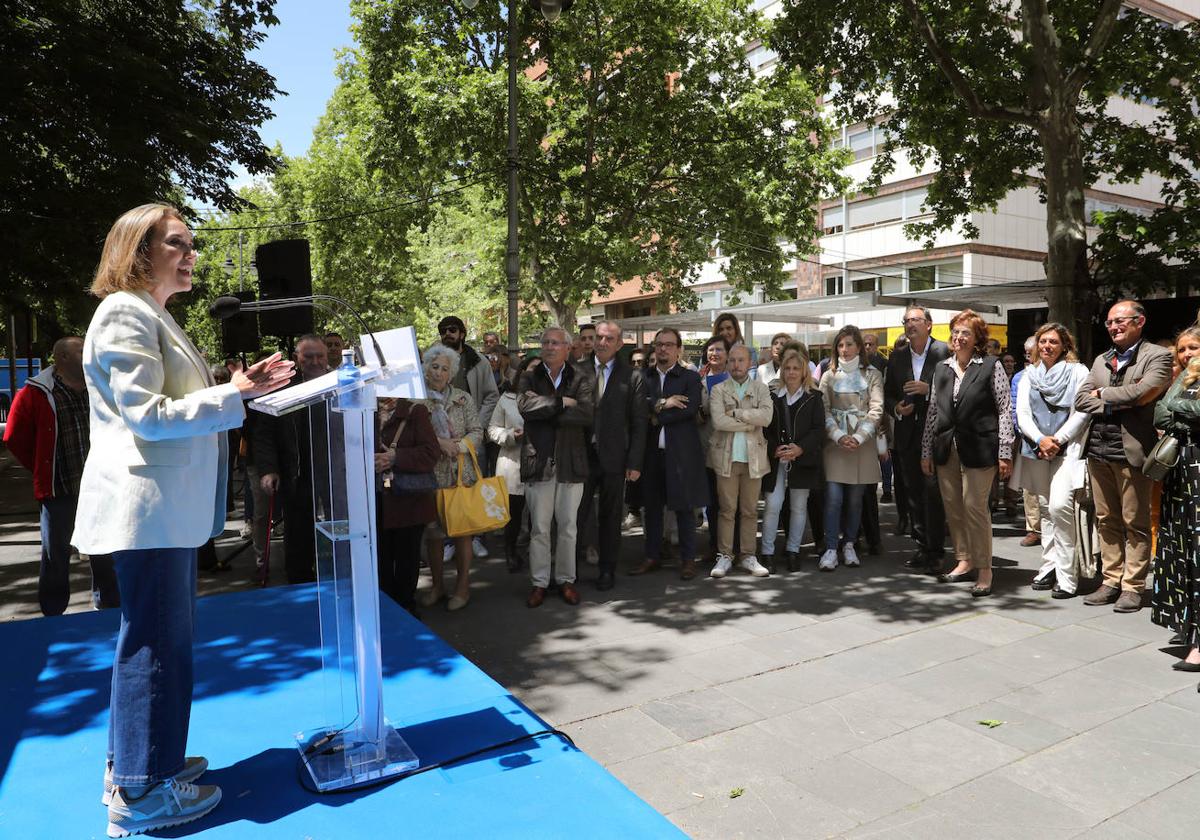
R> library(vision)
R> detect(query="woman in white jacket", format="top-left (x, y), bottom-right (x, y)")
top-left (75, 205), bottom-right (293, 837)
top-left (1014, 322), bottom-right (1091, 598)
top-left (488, 356), bottom-right (540, 571)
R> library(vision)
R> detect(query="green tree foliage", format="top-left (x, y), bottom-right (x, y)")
top-left (337, 0), bottom-right (847, 328)
top-left (1, 0), bottom-right (281, 331)
top-left (772, 0), bottom-right (1200, 334)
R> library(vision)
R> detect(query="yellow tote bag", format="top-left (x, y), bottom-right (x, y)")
top-left (437, 439), bottom-right (511, 537)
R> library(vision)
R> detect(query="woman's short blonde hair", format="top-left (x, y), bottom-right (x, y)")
top-left (91, 203), bottom-right (184, 298)
top-left (778, 348), bottom-right (814, 391)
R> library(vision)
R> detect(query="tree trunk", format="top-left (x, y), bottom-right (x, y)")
top-left (1038, 104), bottom-right (1089, 348)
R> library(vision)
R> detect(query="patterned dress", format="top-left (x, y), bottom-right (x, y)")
top-left (1150, 378), bottom-right (1200, 647)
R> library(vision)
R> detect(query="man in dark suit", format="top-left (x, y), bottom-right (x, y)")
top-left (884, 307), bottom-right (951, 573)
top-left (1074, 300), bottom-right (1173, 613)
top-left (631, 327), bottom-right (710, 580)
top-left (576, 320), bottom-right (648, 590)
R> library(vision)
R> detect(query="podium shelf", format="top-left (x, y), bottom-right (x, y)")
top-left (315, 519), bottom-right (369, 542)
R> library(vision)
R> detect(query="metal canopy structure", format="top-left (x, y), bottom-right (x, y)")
top-left (614, 291), bottom-right (879, 335)
top-left (876, 279), bottom-right (1050, 316)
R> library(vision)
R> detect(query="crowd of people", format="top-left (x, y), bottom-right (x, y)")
top-left (4, 202), bottom-right (1200, 836)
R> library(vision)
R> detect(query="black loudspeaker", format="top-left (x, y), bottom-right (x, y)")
top-left (256, 239), bottom-right (313, 337)
top-left (220, 290), bottom-right (260, 357)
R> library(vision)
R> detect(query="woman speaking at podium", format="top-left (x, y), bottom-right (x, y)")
top-left (72, 204), bottom-right (293, 838)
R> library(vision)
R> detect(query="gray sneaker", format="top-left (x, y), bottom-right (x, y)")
top-left (103, 756), bottom-right (208, 806)
top-left (106, 778), bottom-right (221, 837)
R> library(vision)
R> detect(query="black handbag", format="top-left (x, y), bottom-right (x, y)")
top-left (381, 417), bottom-right (439, 495)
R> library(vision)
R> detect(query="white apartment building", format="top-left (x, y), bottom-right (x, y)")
top-left (585, 0), bottom-right (1192, 354)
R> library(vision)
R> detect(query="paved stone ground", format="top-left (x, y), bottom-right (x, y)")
top-left (2, 447), bottom-right (1197, 838)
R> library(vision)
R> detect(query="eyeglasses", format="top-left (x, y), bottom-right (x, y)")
top-left (901, 316), bottom-right (929, 325)
top-left (1104, 316), bottom-right (1139, 327)
top-left (439, 326), bottom-right (461, 335)
top-left (164, 236), bottom-right (199, 254)
top-left (950, 328), bottom-right (974, 338)
top-left (653, 341), bottom-right (678, 348)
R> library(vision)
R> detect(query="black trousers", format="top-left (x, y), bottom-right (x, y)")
top-left (378, 522), bottom-right (426, 612)
top-left (861, 483), bottom-right (880, 548)
top-left (891, 449), bottom-right (909, 520)
top-left (895, 444), bottom-right (945, 556)
top-left (282, 489), bottom-right (317, 584)
top-left (577, 468), bottom-right (626, 574)
top-left (504, 494), bottom-right (528, 562)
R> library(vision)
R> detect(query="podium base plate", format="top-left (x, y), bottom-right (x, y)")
top-left (296, 720), bottom-right (419, 792)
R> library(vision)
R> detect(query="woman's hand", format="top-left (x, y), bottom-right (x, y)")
top-left (838, 435), bottom-right (859, 450)
top-left (1037, 436), bottom-right (1060, 459)
top-left (439, 437), bottom-right (460, 458)
top-left (998, 458), bottom-right (1013, 480)
top-left (374, 451), bottom-right (394, 473)
top-left (921, 458), bottom-right (934, 477)
top-left (233, 352), bottom-right (295, 398)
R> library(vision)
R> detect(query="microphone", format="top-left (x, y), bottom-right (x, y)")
top-left (209, 294), bottom-right (389, 368)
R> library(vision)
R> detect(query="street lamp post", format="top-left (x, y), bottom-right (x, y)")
top-left (464, 0), bottom-right (572, 351)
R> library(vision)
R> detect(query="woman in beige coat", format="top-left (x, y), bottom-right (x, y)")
top-left (707, 344), bottom-right (775, 578)
top-left (818, 325), bottom-right (884, 571)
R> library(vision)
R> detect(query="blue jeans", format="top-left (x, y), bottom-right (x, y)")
top-left (107, 547), bottom-right (197, 786)
top-left (38, 495), bottom-right (119, 616)
top-left (823, 482), bottom-right (866, 553)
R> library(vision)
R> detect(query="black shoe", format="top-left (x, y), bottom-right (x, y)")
top-left (904, 550), bottom-right (930, 569)
top-left (785, 551), bottom-right (801, 572)
top-left (1171, 660), bottom-right (1200, 672)
top-left (894, 518), bottom-right (910, 536)
top-left (880, 492), bottom-right (894, 503)
top-left (938, 571), bottom-right (977, 583)
top-left (1031, 571), bottom-right (1056, 591)
top-left (868, 543), bottom-right (882, 557)
top-left (596, 570), bottom-right (615, 591)
top-left (970, 585), bottom-right (993, 598)
top-left (1170, 632), bottom-right (1186, 645)
top-left (1050, 586), bottom-right (1076, 599)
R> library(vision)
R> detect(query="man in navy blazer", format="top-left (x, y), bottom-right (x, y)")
top-left (631, 327), bottom-right (710, 580)
top-left (576, 320), bottom-right (648, 590)
top-left (884, 306), bottom-right (951, 573)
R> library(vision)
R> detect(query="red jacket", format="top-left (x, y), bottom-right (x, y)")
top-left (3, 367), bottom-right (60, 501)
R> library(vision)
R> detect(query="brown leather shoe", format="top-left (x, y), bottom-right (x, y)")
top-left (628, 558), bottom-right (661, 576)
top-left (1113, 589), bottom-right (1143, 613)
top-left (679, 558), bottom-right (697, 581)
top-left (560, 583), bottom-right (581, 606)
top-left (1083, 584), bottom-right (1119, 606)
top-left (1019, 533), bottom-right (1041, 547)
top-left (526, 586), bottom-right (546, 608)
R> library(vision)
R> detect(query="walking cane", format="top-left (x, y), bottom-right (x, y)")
top-left (259, 491), bottom-right (275, 588)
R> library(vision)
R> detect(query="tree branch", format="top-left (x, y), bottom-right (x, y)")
top-left (897, 0), bottom-right (1041, 127)
top-left (1063, 0), bottom-right (1124, 96)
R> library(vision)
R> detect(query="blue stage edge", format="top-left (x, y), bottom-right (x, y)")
top-left (0, 585), bottom-right (684, 838)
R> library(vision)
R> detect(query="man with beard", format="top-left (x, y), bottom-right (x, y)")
top-left (438, 315), bottom-right (500, 558)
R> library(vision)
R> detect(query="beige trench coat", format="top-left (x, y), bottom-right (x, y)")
top-left (819, 361), bottom-right (884, 485)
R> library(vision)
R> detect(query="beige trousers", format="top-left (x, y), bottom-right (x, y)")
top-left (937, 446), bottom-right (997, 570)
top-left (1087, 458), bottom-right (1153, 593)
top-left (1024, 489), bottom-right (1042, 535)
top-left (716, 462), bottom-right (761, 559)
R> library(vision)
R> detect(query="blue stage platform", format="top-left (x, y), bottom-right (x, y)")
top-left (0, 586), bottom-right (684, 838)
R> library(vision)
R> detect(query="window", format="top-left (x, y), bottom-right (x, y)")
top-left (746, 44), bottom-right (777, 74)
top-left (849, 193), bottom-right (904, 229)
top-left (903, 187), bottom-right (930, 218)
top-left (908, 265), bottom-right (935, 292)
top-left (822, 205), bottom-right (844, 235)
top-left (698, 290), bottom-right (721, 310)
top-left (849, 128), bottom-right (875, 161)
top-left (824, 274), bottom-right (844, 296)
top-left (850, 273), bottom-right (878, 293)
top-left (879, 272), bottom-right (904, 294)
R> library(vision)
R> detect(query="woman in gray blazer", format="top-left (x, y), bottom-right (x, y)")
top-left (75, 204), bottom-right (293, 838)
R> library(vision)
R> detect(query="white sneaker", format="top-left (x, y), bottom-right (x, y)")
top-left (472, 537), bottom-right (489, 558)
top-left (843, 545), bottom-right (860, 567)
top-left (107, 778), bottom-right (221, 838)
top-left (585, 546), bottom-right (600, 565)
top-left (238, 522), bottom-right (253, 540)
top-left (622, 512), bottom-right (641, 530)
top-left (740, 555), bottom-right (770, 577)
top-left (818, 550), bottom-right (838, 571)
top-left (710, 554), bottom-right (734, 578)
top-left (103, 756), bottom-right (208, 806)
top-left (442, 543), bottom-right (456, 562)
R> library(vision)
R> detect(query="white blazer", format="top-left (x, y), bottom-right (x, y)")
top-left (72, 290), bottom-right (245, 554)
top-left (1014, 361), bottom-right (1092, 491)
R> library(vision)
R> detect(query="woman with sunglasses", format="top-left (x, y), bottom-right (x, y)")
top-left (74, 204), bottom-right (293, 836)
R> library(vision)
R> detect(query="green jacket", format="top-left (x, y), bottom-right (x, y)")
top-left (1154, 372), bottom-right (1200, 434)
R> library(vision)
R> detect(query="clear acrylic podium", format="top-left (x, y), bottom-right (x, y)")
top-left (250, 363), bottom-right (419, 791)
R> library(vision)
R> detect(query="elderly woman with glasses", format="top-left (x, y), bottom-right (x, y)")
top-left (419, 343), bottom-right (484, 611)
top-left (921, 309), bottom-right (1014, 598)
